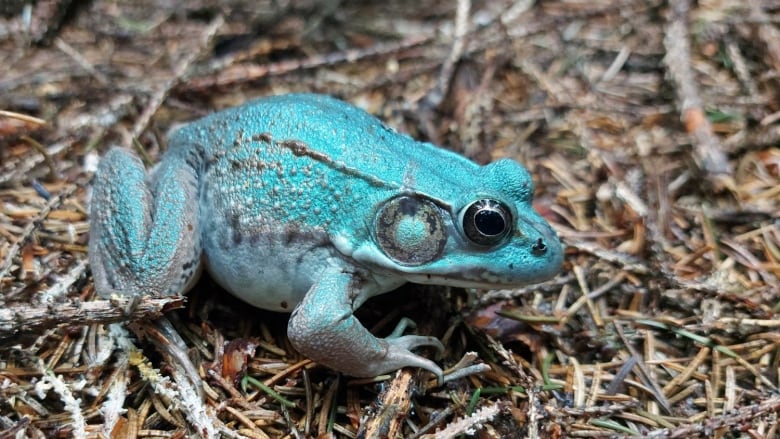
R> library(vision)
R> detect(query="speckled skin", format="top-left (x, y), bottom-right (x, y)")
top-left (89, 94), bottom-right (563, 381)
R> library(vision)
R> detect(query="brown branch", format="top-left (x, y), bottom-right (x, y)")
top-left (750, 3), bottom-right (780, 72)
top-left (0, 296), bottom-right (185, 336)
top-left (356, 370), bottom-right (415, 438)
top-left (126, 14), bottom-right (225, 148)
top-left (648, 397), bottom-right (780, 438)
top-left (663, 0), bottom-right (732, 178)
top-left (181, 35), bottom-right (432, 92)
top-left (424, 0), bottom-right (470, 108)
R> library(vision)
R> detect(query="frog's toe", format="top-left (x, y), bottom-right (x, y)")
top-left (378, 335), bottom-right (445, 382)
top-left (388, 316), bottom-right (418, 338)
top-left (388, 334), bottom-right (445, 356)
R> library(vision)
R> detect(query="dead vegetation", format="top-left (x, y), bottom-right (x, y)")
top-left (1, 0), bottom-right (779, 437)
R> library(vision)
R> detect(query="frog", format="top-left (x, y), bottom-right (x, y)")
top-left (88, 93), bottom-right (563, 382)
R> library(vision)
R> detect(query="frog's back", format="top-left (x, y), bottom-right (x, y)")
top-left (154, 93), bottom-right (558, 312)
top-left (168, 94), bottom-right (483, 310)
top-left (169, 94), bottom-right (480, 198)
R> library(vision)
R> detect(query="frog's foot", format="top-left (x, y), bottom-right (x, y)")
top-left (288, 267), bottom-right (445, 383)
top-left (388, 316), bottom-right (420, 339)
top-left (382, 335), bottom-right (445, 382)
top-left (291, 329), bottom-right (445, 383)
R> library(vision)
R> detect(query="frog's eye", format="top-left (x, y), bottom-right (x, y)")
top-left (462, 199), bottom-right (512, 246)
top-left (375, 196), bottom-right (446, 266)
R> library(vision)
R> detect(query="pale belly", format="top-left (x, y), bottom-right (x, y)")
top-left (201, 223), bottom-right (339, 313)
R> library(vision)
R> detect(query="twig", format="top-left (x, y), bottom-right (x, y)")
top-left (182, 35), bottom-right (432, 91)
top-left (36, 257), bottom-right (88, 305)
top-left (0, 109), bottom-right (47, 126)
top-left (0, 416), bottom-right (30, 437)
top-left (749, 3), bottom-right (780, 72)
top-left (356, 370), bottom-right (415, 438)
top-left (645, 397), bottom-right (780, 438)
top-left (0, 296), bottom-right (185, 336)
top-left (99, 353), bottom-right (129, 436)
top-left (126, 14), bottom-right (225, 147)
top-left (662, 0), bottom-right (732, 178)
top-left (33, 359), bottom-right (87, 439)
top-left (724, 38), bottom-right (759, 97)
top-left (54, 37), bottom-right (109, 85)
top-left (112, 323), bottom-right (218, 438)
top-left (614, 322), bottom-right (672, 414)
top-left (420, 402), bottom-right (502, 439)
top-left (22, 135), bottom-right (60, 181)
top-left (556, 238), bottom-right (650, 275)
top-left (424, 0), bottom-right (470, 108)
top-left (409, 406), bottom-right (456, 439)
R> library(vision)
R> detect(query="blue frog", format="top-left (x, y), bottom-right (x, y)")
top-left (89, 94), bottom-right (563, 382)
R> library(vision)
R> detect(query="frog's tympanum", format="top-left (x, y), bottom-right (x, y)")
top-left (89, 94), bottom-right (563, 382)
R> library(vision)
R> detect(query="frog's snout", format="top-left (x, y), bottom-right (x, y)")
top-left (522, 218), bottom-right (564, 279)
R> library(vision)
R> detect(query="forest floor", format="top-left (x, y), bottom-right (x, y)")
top-left (1, 1), bottom-right (779, 438)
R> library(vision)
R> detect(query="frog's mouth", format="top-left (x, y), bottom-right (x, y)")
top-left (401, 265), bottom-right (559, 290)
top-left (399, 228), bottom-right (564, 289)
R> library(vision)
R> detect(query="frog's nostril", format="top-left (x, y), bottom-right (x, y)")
top-left (531, 237), bottom-right (547, 256)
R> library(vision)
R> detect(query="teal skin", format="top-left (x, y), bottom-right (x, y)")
top-left (89, 94), bottom-right (563, 381)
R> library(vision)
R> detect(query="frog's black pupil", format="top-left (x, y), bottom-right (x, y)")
top-left (475, 209), bottom-right (505, 236)
top-left (462, 199), bottom-right (512, 246)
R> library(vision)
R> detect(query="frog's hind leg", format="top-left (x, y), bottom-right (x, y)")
top-left (90, 148), bottom-right (207, 403)
top-left (89, 147), bottom-right (202, 298)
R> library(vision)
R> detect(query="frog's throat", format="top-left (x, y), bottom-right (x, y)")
top-left (280, 139), bottom-right (401, 190)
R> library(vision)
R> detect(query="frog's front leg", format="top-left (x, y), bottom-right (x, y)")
top-left (89, 148), bottom-right (202, 298)
top-left (288, 266), bottom-right (445, 382)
